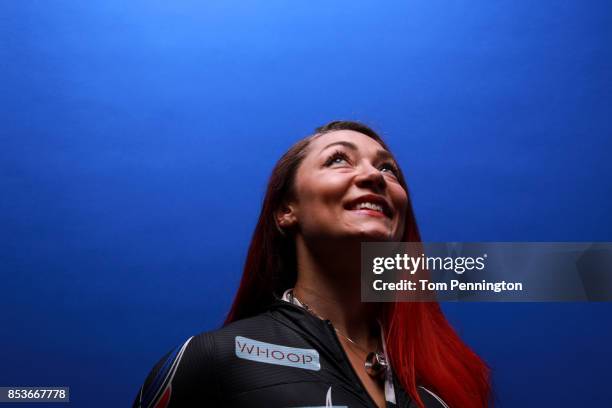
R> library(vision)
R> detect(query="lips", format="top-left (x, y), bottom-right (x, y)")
top-left (345, 194), bottom-right (393, 218)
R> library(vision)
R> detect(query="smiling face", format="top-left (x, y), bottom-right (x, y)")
top-left (277, 130), bottom-right (408, 242)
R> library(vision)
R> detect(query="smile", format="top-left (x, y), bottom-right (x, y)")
top-left (352, 202), bottom-right (385, 213)
top-left (349, 208), bottom-right (387, 218)
top-left (345, 195), bottom-right (393, 218)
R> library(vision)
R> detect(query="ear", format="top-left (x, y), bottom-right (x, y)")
top-left (275, 201), bottom-right (298, 232)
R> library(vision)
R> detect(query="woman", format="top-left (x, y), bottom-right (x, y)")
top-left (133, 121), bottom-right (491, 408)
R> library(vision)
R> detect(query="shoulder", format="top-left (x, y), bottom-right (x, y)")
top-left (131, 333), bottom-right (215, 408)
top-left (132, 312), bottom-right (285, 408)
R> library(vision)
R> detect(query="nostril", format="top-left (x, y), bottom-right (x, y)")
top-left (356, 174), bottom-right (386, 192)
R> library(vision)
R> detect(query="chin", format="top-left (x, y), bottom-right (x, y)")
top-left (352, 228), bottom-right (396, 242)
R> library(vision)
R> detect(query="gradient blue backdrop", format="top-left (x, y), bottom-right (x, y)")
top-left (1, 1), bottom-right (611, 406)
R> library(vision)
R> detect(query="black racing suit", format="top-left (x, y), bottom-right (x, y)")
top-left (133, 298), bottom-right (449, 408)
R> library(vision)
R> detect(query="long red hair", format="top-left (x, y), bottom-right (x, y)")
top-left (224, 121), bottom-right (491, 407)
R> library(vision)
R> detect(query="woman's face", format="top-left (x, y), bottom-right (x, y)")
top-left (285, 130), bottom-right (408, 242)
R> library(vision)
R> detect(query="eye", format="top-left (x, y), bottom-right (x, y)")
top-left (324, 150), bottom-right (351, 166)
top-left (380, 162), bottom-right (399, 176)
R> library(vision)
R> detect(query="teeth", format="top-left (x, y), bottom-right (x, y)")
top-left (354, 202), bottom-right (384, 212)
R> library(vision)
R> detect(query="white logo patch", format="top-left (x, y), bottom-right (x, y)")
top-left (235, 336), bottom-right (320, 371)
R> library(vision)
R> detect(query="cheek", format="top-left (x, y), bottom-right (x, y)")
top-left (298, 175), bottom-right (348, 211)
top-left (392, 186), bottom-right (409, 215)
top-left (391, 187), bottom-right (409, 234)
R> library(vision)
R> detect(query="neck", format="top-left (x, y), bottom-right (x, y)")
top-left (293, 235), bottom-right (381, 350)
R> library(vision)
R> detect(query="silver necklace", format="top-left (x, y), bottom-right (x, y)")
top-left (289, 290), bottom-right (388, 380)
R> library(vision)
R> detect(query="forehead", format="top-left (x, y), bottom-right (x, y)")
top-left (306, 130), bottom-right (388, 156)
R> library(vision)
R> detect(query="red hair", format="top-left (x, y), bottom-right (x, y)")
top-left (224, 121), bottom-right (491, 407)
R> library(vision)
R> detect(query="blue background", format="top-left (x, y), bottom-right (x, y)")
top-left (1, 1), bottom-right (611, 406)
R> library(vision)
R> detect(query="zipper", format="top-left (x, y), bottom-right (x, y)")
top-left (419, 386), bottom-right (449, 408)
top-left (324, 320), bottom-right (382, 408)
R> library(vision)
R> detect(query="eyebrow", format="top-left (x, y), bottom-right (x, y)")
top-left (320, 141), bottom-right (395, 162)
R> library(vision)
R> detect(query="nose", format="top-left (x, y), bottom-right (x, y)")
top-left (354, 162), bottom-right (387, 192)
